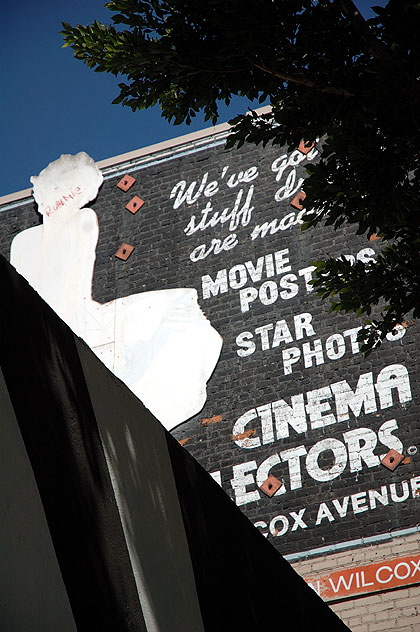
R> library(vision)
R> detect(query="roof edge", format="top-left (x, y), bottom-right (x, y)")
top-left (0, 106), bottom-right (271, 206)
top-left (0, 188), bottom-right (34, 206)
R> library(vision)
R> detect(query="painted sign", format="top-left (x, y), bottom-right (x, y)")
top-left (306, 554), bottom-right (420, 601)
top-left (1, 132), bottom-right (419, 558)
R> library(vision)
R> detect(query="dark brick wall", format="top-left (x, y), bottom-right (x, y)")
top-left (2, 137), bottom-right (419, 558)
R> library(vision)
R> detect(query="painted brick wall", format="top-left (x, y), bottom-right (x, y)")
top-left (1, 128), bottom-right (419, 629)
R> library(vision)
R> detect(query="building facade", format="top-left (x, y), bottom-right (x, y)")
top-left (1, 119), bottom-right (419, 631)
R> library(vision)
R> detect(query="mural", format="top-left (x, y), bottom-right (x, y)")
top-left (2, 134), bottom-right (419, 559)
top-left (10, 153), bottom-right (222, 430)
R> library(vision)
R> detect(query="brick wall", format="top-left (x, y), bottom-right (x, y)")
top-left (293, 533), bottom-right (420, 631)
top-left (1, 127), bottom-right (419, 629)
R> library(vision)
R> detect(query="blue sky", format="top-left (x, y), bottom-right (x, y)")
top-left (1, 0), bottom-right (384, 197)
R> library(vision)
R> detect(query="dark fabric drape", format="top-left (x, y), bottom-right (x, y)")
top-left (0, 256), bottom-right (145, 632)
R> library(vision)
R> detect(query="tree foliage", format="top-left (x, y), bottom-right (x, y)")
top-left (62, 0), bottom-right (420, 350)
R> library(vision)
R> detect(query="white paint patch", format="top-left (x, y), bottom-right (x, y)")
top-left (11, 153), bottom-right (222, 430)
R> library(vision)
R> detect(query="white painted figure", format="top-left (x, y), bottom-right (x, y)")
top-left (11, 152), bottom-right (222, 430)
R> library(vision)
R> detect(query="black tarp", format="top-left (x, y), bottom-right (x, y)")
top-left (0, 255), bottom-right (350, 631)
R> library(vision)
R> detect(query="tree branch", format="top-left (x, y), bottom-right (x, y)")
top-left (335, 0), bottom-right (394, 64)
top-left (251, 60), bottom-right (354, 97)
